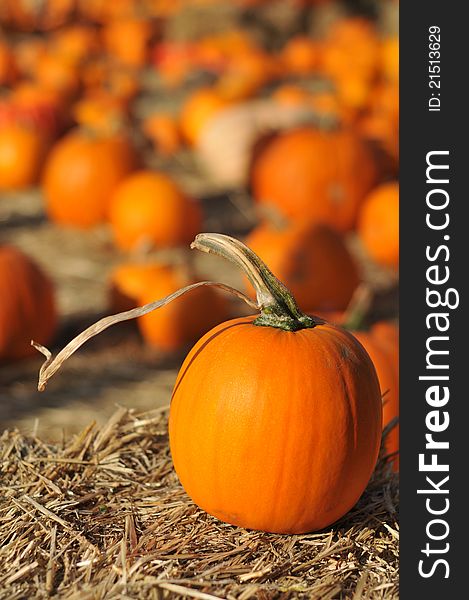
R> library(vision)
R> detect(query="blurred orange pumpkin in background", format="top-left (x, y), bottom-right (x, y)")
top-left (0, 39), bottom-right (18, 86)
top-left (143, 113), bottom-right (182, 156)
top-left (42, 127), bottom-right (139, 227)
top-left (137, 264), bottom-right (229, 352)
top-left (358, 181), bottom-right (399, 270)
top-left (102, 17), bottom-right (156, 68)
top-left (50, 24), bottom-right (101, 65)
top-left (179, 87), bottom-right (234, 146)
top-left (252, 126), bottom-right (381, 232)
top-left (0, 245), bottom-right (57, 362)
top-left (0, 123), bottom-right (49, 190)
top-left (34, 52), bottom-right (81, 100)
top-left (109, 170), bottom-right (202, 251)
top-left (280, 36), bottom-right (320, 76)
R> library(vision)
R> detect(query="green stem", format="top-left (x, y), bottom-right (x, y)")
top-left (191, 233), bottom-right (319, 332)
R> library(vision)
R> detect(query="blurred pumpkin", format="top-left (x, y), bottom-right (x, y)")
top-left (0, 123), bottom-right (49, 190)
top-left (0, 40), bottom-right (18, 86)
top-left (13, 37), bottom-right (48, 77)
top-left (381, 36), bottom-right (399, 83)
top-left (215, 70), bottom-right (263, 103)
top-left (245, 220), bottom-right (360, 313)
top-left (272, 84), bottom-right (313, 108)
top-left (179, 87), bottom-right (234, 146)
top-left (280, 36), bottom-right (320, 76)
top-left (72, 92), bottom-right (129, 134)
top-left (0, 245), bottom-right (57, 362)
top-left (309, 91), bottom-right (350, 124)
top-left (251, 126), bottom-right (380, 232)
top-left (152, 41), bottom-right (195, 88)
top-left (216, 49), bottom-right (280, 102)
top-left (109, 170), bottom-right (202, 251)
top-left (81, 59), bottom-right (140, 104)
top-left (50, 24), bottom-right (101, 65)
top-left (42, 127), bottom-right (138, 228)
top-left (143, 113), bottom-right (181, 156)
top-left (6, 82), bottom-right (66, 137)
top-left (358, 181), bottom-right (399, 270)
top-left (334, 76), bottom-right (373, 114)
top-left (102, 17), bottom-right (155, 68)
top-left (34, 52), bottom-right (81, 100)
top-left (109, 262), bottom-right (169, 313)
top-left (193, 30), bottom-right (255, 74)
top-left (137, 264), bottom-right (229, 352)
top-left (320, 17), bottom-right (380, 84)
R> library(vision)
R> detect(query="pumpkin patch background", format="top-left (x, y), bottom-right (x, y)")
top-left (0, 0), bottom-right (399, 597)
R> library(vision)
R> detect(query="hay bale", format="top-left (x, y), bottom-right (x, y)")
top-left (0, 407), bottom-right (398, 599)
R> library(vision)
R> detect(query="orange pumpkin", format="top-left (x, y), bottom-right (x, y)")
top-left (358, 181), bottom-right (399, 269)
top-left (251, 126), bottom-right (380, 232)
top-left (280, 36), bottom-right (320, 76)
top-left (34, 52), bottom-right (81, 100)
top-left (381, 36), bottom-right (399, 83)
top-left (109, 170), bottom-right (202, 251)
top-left (50, 24), bottom-right (101, 65)
top-left (358, 82), bottom-right (399, 164)
top-left (42, 127), bottom-right (138, 228)
top-left (320, 17), bottom-right (380, 84)
top-left (109, 262), bottom-right (170, 313)
top-left (102, 17), bottom-right (155, 68)
top-left (215, 49), bottom-right (280, 102)
top-left (0, 245), bottom-right (57, 362)
top-left (179, 87), bottom-right (233, 146)
top-left (245, 221), bottom-right (360, 313)
top-left (271, 84), bottom-right (313, 108)
top-left (143, 113), bottom-right (181, 156)
top-left (153, 41), bottom-right (195, 88)
top-left (72, 93), bottom-right (129, 134)
top-left (138, 265), bottom-right (229, 352)
top-left (193, 30), bottom-right (255, 74)
top-left (334, 76), bottom-right (373, 114)
top-left (169, 233), bottom-right (382, 533)
top-left (13, 37), bottom-right (47, 77)
top-left (81, 59), bottom-right (140, 104)
top-left (0, 40), bottom-right (18, 86)
top-left (5, 82), bottom-right (66, 138)
top-left (0, 123), bottom-right (49, 190)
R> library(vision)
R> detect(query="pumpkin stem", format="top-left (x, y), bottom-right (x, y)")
top-left (33, 280), bottom-right (259, 392)
top-left (191, 233), bottom-right (319, 332)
